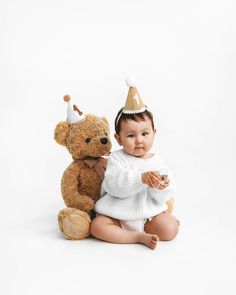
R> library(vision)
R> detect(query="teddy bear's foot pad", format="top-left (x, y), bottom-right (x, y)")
top-left (58, 208), bottom-right (91, 240)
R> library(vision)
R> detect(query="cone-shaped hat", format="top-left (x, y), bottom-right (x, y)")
top-left (123, 76), bottom-right (146, 114)
top-left (63, 95), bottom-right (86, 124)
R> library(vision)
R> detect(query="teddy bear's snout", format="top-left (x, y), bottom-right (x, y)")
top-left (100, 137), bottom-right (108, 145)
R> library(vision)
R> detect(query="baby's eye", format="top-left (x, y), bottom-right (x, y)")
top-left (127, 134), bottom-right (134, 138)
top-left (142, 132), bottom-right (149, 136)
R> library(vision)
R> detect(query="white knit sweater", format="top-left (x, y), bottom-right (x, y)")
top-left (95, 149), bottom-right (175, 220)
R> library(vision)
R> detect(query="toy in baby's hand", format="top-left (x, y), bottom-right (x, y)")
top-left (54, 95), bottom-right (112, 240)
top-left (157, 168), bottom-right (169, 184)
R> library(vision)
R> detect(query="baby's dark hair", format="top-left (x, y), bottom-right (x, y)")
top-left (115, 108), bottom-right (155, 134)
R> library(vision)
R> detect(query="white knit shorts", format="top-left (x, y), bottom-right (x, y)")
top-left (120, 218), bottom-right (152, 232)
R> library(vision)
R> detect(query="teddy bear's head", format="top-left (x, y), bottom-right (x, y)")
top-left (54, 114), bottom-right (111, 159)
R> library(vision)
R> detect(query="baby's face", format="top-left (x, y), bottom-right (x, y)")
top-left (115, 118), bottom-right (156, 159)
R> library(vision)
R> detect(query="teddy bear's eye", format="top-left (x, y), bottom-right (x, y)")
top-left (85, 138), bottom-right (91, 143)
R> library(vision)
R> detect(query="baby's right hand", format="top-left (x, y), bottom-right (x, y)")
top-left (141, 171), bottom-right (160, 188)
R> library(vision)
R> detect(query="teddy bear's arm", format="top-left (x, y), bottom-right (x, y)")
top-left (61, 163), bottom-right (94, 213)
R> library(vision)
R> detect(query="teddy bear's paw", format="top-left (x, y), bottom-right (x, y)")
top-left (82, 198), bottom-right (95, 213)
top-left (58, 208), bottom-right (91, 240)
top-left (166, 198), bottom-right (175, 214)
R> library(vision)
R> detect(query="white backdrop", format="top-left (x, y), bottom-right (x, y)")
top-left (1, 1), bottom-right (236, 294)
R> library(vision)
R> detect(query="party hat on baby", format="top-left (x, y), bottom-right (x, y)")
top-left (123, 76), bottom-right (146, 114)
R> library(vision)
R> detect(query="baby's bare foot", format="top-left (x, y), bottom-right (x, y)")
top-left (139, 233), bottom-right (159, 250)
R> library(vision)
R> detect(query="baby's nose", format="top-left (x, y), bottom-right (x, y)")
top-left (100, 137), bottom-right (108, 145)
top-left (136, 136), bottom-right (142, 143)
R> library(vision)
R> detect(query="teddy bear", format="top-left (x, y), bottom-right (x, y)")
top-left (54, 95), bottom-right (112, 240)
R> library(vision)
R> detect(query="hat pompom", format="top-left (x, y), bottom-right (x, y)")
top-left (126, 76), bottom-right (137, 88)
top-left (64, 95), bottom-right (71, 102)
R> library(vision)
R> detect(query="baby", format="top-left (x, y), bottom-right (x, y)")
top-left (91, 77), bottom-right (179, 250)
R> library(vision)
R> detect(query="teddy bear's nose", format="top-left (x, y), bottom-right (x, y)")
top-left (100, 138), bottom-right (108, 145)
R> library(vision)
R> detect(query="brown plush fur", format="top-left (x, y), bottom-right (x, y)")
top-left (54, 114), bottom-right (112, 240)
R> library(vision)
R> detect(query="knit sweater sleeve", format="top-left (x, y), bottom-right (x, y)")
top-left (101, 151), bottom-right (146, 198)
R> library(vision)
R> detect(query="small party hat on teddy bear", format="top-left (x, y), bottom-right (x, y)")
top-left (63, 94), bottom-right (86, 124)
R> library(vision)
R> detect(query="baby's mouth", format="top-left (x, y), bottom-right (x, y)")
top-left (135, 146), bottom-right (144, 149)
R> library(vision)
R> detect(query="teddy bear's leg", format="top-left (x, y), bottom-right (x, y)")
top-left (166, 198), bottom-right (174, 214)
top-left (58, 207), bottom-right (91, 240)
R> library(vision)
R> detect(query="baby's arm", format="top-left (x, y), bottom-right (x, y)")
top-left (102, 153), bottom-right (146, 198)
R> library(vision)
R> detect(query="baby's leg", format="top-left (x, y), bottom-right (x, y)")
top-left (144, 212), bottom-right (179, 241)
top-left (91, 215), bottom-right (159, 249)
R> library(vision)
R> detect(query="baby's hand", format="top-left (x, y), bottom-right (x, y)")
top-left (142, 171), bottom-right (160, 188)
top-left (142, 171), bottom-right (169, 189)
top-left (142, 171), bottom-right (163, 189)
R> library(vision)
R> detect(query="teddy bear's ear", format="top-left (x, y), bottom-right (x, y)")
top-left (101, 117), bottom-right (110, 131)
top-left (54, 121), bottom-right (70, 146)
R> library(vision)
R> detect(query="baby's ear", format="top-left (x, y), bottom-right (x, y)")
top-left (54, 121), bottom-right (70, 146)
top-left (114, 133), bottom-right (122, 146)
